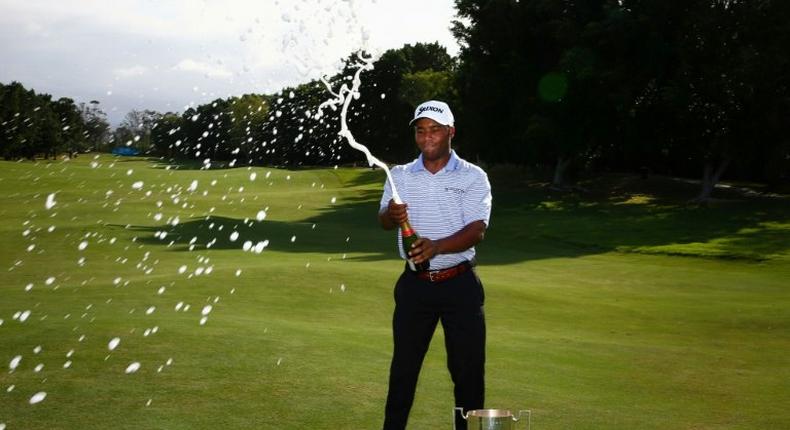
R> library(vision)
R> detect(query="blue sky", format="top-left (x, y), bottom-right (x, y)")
top-left (0, 0), bottom-right (460, 125)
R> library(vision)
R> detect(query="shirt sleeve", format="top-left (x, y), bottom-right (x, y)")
top-left (379, 175), bottom-right (393, 213)
top-left (462, 169), bottom-right (492, 227)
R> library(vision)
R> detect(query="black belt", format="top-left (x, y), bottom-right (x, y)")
top-left (410, 261), bottom-right (473, 283)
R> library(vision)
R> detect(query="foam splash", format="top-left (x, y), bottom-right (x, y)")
top-left (29, 392), bottom-right (47, 405)
top-left (317, 55), bottom-right (403, 204)
top-left (9, 355), bottom-right (22, 372)
top-left (125, 362), bottom-right (141, 374)
top-left (45, 193), bottom-right (57, 210)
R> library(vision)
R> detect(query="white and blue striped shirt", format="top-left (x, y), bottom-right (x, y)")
top-left (380, 150), bottom-right (492, 270)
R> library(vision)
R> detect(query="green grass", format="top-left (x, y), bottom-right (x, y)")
top-left (1, 154), bottom-right (788, 429)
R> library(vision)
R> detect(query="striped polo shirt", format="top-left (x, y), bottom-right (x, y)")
top-left (380, 150), bottom-right (492, 270)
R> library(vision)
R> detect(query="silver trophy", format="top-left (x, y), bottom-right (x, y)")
top-left (454, 408), bottom-right (531, 430)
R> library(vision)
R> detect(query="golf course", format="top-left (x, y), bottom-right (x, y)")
top-left (1, 154), bottom-right (788, 429)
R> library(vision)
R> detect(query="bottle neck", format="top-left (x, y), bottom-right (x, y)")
top-left (400, 220), bottom-right (414, 236)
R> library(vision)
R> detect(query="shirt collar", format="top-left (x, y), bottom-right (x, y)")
top-left (410, 150), bottom-right (461, 173)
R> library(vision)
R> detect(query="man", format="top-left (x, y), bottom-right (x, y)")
top-left (378, 100), bottom-right (492, 429)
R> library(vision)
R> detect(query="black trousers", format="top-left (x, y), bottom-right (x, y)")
top-left (383, 266), bottom-right (486, 430)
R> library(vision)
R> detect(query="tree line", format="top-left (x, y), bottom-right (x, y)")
top-left (0, 81), bottom-right (110, 160)
top-left (2, 0), bottom-right (788, 199)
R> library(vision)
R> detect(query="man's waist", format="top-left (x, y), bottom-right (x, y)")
top-left (400, 249), bottom-right (475, 267)
top-left (405, 260), bottom-right (475, 283)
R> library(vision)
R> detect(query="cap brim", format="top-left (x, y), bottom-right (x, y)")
top-left (409, 113), bottom-right (452, 127)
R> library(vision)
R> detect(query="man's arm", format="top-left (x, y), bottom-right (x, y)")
top-left (406, 220), bottom-right (487, 265)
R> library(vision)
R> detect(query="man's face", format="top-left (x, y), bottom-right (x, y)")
top-left (414, 118), bottom-right (455, 162)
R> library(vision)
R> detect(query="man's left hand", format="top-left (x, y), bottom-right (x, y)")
top-left (408, 237), bottom-right (440, 264)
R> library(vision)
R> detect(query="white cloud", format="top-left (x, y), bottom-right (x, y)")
top-left (173, 59), bottom-right (233, 79)
top-left (22, 20), bottom-right (46, 36)
top-left (114, 65), bottom-right (148, 78)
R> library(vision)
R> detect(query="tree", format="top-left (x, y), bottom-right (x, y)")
top-left (0, 82), bottom-right (35, 159)
top-left (80, 101), bottom-right (111, 152)
top-left (2, 82), bottom-right (110, 159)
top-left (623, 0), bottom-right (790, 200)
top-left (399, 69), bottom-right (456, 110)
top-left (453, 0), bottom-right (617, 186)
top-left (118, 109), bottom-right (162, 154)
top-left (351, 43), bottom-right (456, 164)
top-left (452, 0), bottom-right (789, 196)
top-left (53, 97), bottom-right (86, 157)
top-left (150, 112), bottom-right (184, 159)
top-left (226, 94), bottom-right (270, 167)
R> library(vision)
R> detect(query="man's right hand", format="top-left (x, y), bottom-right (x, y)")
top-left (379, 199), bottom-right (408, 230)
top-left (387, 199), bottom-right (409, 225)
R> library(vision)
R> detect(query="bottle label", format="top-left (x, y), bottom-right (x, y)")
top-left (401, 227), bottom-right (414, 236)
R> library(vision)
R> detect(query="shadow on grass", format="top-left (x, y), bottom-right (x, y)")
top-left (120, 187), bottom-right (393, 261)
top-left (119, 173), bottom-right (790, 264)
top-left (484, 174), bottom-right (790, 263)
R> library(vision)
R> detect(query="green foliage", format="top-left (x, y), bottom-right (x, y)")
top-left (0, 81), bottom-right (107, 160)
top-left (399, 69), bottom-right (456, 108)
top-left (79, 101), bottom-right (111, 152)
top-left (352, 42), bottom-right (457, 164)
top-left (52, 97), bottom-right (86, 155)
top-left (537, 73), bottom-right (568, 103)
top-left (260, 79), bottom-right (354, 166)
top-left (150, 112), bottom-right (183, 159)
top-left (453, 0), bottom-right (790, 192)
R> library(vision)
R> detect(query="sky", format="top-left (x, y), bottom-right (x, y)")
top-left (0, 0), bottom-right (461, 125)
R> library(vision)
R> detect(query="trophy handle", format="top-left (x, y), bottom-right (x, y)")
top-left (453, 407), bottom-right (466, 430)
top-left (517, 410), bottom-right (531, 430)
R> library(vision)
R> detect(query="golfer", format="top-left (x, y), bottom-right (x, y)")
top-left (378, 100), bottom-right (492, 430)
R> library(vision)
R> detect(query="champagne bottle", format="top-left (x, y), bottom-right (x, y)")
top-left (401, 219), bottom-right (429, 271)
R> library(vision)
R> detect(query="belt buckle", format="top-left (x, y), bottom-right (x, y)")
top-left (428, 271), bottom-right (437, 282)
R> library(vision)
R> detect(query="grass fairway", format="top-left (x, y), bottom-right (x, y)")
top-left (1, 154), bottom-right (788, 429)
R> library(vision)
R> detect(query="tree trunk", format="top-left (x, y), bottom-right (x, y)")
top-left (552, 156), bottom-right (572, 189)
top-left (695, 158), bottom-right (730, 202)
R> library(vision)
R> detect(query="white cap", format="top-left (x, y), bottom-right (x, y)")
top-left (409, 100), bottom-right (454, 126)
